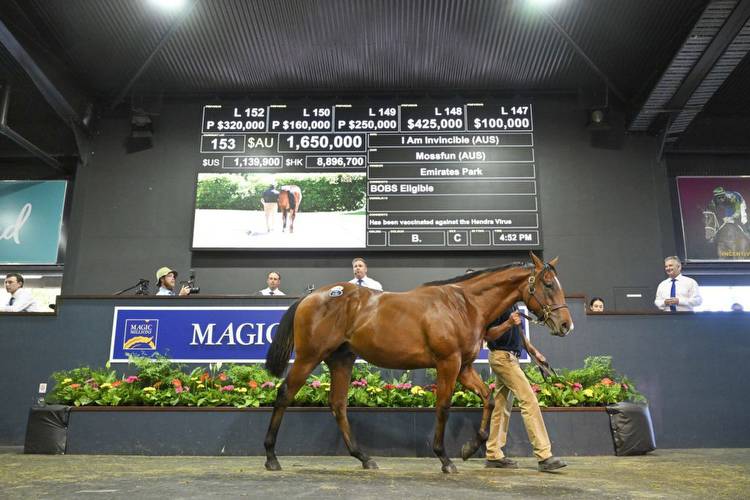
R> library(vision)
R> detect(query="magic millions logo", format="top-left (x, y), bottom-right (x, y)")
top-left (122, 319), bottom-right (159, 350)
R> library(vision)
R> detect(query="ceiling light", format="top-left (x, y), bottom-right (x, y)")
top-left (150, 0), bottom-right (187, 11)
top-left (529, 0), bottom-right (560, 7)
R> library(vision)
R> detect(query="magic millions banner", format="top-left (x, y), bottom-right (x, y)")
top-left (0, 180), bottom-right (67, 264)
top-left (110, 306), bottom-right (529, 364)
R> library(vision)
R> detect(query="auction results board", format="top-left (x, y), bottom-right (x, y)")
top-left (198, 100), bottom-right (541, 251)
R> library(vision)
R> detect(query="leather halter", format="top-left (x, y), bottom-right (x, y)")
top-left (518, 263), bottom-right (569, 327)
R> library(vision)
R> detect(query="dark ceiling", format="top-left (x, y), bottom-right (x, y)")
top-left (1, 0), bottom-right (749, 171)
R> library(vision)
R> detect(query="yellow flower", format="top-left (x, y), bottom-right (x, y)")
top-left (582, 389), bottom-right (594, 398)
top-left (235, 387), bottom-right (247, 393)
top-left (100, 383), bottom-right (112, 389)
top-left (411, 386), bottom-right (425, 395)
top-left (62, 378), bottom-right (73, 384)
top-left (197, 383), bottom-right (205, 389)
top-left (142, 387), bottom-right (156, 393)
top-left (453, 390), bottom-right (464, 397)
top-left (542, 388), bottom-right (551, 396)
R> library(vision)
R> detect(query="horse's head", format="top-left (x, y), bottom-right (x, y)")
top-left (522, 252), bottom-right (574, 337)
top-left (703, 210), bottom-right (718, 242)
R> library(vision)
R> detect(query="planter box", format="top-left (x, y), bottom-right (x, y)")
top-left (27, 406), bottom-right (617, 456)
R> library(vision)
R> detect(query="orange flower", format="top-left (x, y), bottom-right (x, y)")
top-left (199, 372), bottom-right (210, 383)
top-left (600, 378), bottom-right (614, 386)
top-left (553, 383), bottom-right (565, 389)
top-left (70, 383), bottom-right (81, 389)
top-left (218, 373), bottom-right (228, 382)
top-left (171, 378), bottom-right (183, 388)
top-left (248, 380), bottom-right (258, 389)
top-left (112, 381), bottom-right (122, 388)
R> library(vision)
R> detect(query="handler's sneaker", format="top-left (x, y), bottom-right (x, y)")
top-left (538, 456), bottom-right (567, 472)
top-left (485, 457), bottom-right (518, 468)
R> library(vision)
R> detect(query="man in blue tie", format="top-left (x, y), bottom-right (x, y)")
top-left (654, 256), bottom-right (702, 312)
top-left (1, 273), bottom-right (41, 312)
top-left (349, 257), bottom-right (383, 291)
top-left (258, 271), bottom-right (285, 296)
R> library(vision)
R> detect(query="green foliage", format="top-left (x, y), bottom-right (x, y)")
top-left (195, 173), bottom-right (366, 212)
top-left (45, 356), bottom-right (645, 409)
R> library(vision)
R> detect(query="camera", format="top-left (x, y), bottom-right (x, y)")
top-left (180, 270), bottom-right (200, 294)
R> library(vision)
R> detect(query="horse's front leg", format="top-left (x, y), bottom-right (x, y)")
top-left (433, 357), bottom-right (462, 473)
top-left (281, 210), bottom-right (287, 232)
top-left (457, 365), bottom-right (493, 460)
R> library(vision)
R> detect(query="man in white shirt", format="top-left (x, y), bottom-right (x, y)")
top-left (155, 267), bottom-right (190, 296)
top-left (654, 256), bottom-right (702, 312)
top-left (259, 271), bottom-right (285, 296)
top-left (1, 273), bottom-right (41, 312)
top-left (349, 257), bottom-right (383, 291)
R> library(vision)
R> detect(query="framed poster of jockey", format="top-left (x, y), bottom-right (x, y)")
top-left (677, 176), bottom-right (750, 262)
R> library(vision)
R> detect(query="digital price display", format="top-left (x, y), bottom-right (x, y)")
top-left (194, 101), bottom-right (540, 251)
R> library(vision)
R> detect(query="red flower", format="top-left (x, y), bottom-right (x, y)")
top-left (219, 385), bottom-right (234, 392)
top-left (601, 378), bottom-right (614, 386)
top-left (531, 384), bottom-right (541, 393)
top-left (248, 380), bottom-right (258, 389)
top-left (621, 383), bottom-right (629, 390)
top-left (125, 376), bottom-right (139, 384)
top-left (572, 382), bottom-right (583, 392)
top-left (384, 384), bottom-right (395, 390)
top-left (488, 383), bottom-right (496, 390)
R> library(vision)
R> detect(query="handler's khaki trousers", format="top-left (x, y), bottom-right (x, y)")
top-left (486, 350), bottom-right (552, 461)
top-left (262, 201), bottom-right (277, 231)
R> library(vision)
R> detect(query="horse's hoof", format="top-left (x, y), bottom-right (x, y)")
top-left (461, 441), bottom-right (479, 461)
top-left (363, 459), bottom-right (379, 470)
top-left (442, 462), bottom-right (458, 474)
top-left (265, 458), bottom-right (282, 471)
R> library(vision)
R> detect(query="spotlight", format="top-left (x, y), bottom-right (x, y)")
top-left (587, 108), bottom-right (611, 131)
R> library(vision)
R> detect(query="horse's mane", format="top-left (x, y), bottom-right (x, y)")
top-left (421, 262), bottom-right (529, 287)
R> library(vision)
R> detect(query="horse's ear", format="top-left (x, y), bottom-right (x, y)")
top-left (549, 256), bottom-right (559, 268)
top-left (529, 251), bottom-right (543, 269)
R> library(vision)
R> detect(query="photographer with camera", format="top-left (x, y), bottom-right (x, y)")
top-left (155, 267), bottom-right (192, 296)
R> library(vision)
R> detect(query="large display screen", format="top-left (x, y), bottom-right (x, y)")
top-left (193, 100), bottom-right (541, 251)
top-left (677, 176), bottom-right (750, 262)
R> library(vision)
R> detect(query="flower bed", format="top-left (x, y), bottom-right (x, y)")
top-left (47, 355), bottom-right (644, 409)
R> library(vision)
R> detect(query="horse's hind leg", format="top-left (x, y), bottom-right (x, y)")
top-left (433, 356), bottom-right (462, 473)
top-left (457, 365), bottom-right (493, 460)
top-left (289, 211), bottom-right (295, 233)
top-left (263, 358), bottom-right (319, 471)
top-left (325, 349), bottom-right (377, 469)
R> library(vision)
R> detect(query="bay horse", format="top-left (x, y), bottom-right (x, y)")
top-left (278, 185), bottom-right (302, 233)
top-left (704, 210), bottom-right (750, 259)
top-left (264, 252), bottom-right (573, 473)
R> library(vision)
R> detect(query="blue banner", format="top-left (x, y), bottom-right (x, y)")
top-left (0, 180), bottom-right (67, 264)
top-left (109, 306), bottom-right (530, 364)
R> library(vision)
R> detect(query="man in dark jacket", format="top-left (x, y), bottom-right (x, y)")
top-left (261, 184), bottom-right (280, 232)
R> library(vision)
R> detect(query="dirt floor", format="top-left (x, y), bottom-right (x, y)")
top-left (1, 447), bottom-right (748, 499)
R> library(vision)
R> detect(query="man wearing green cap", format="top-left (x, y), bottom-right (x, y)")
top-left (155, 267), bottom-right (190, 296)
top-left (708, 187), bottom-right (747, 231)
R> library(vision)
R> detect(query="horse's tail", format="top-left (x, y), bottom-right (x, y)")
top-left (265, 299), bottom-right (301, 378)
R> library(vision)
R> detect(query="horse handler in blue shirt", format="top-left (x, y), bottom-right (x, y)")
top-left (484, 305), bottom-right (568, 472)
